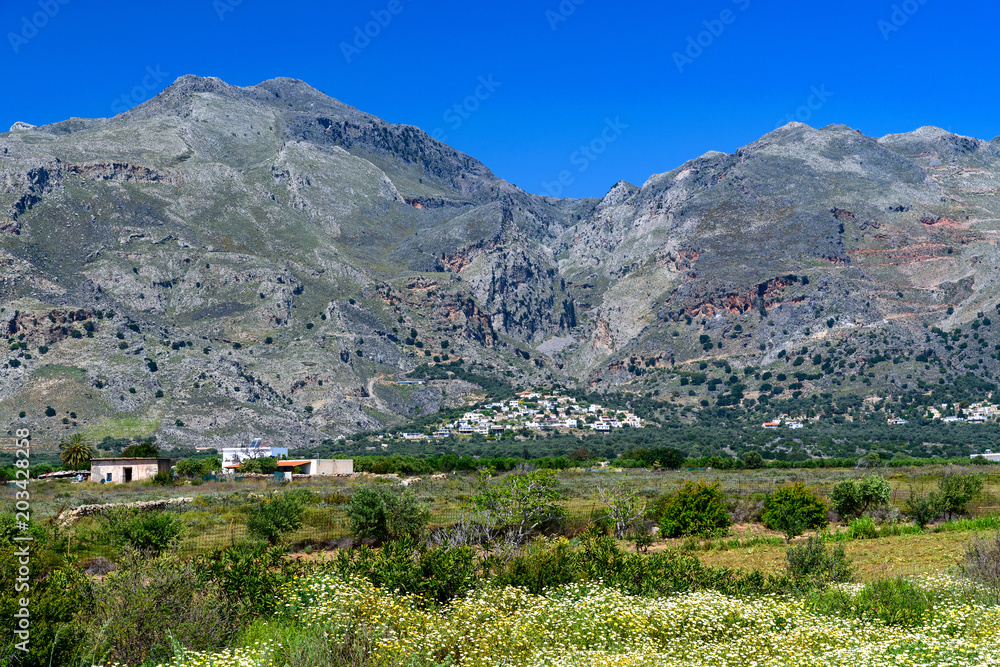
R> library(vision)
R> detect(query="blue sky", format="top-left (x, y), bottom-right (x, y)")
top-left (2, 0), bottom-right (998, 198)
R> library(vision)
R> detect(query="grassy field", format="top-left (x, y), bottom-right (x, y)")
top-left (12, 464), bottom-right (1000, 575)
top-left (691, 530), bottom-right (971, 580)
top-left (81, 414), bottom-right (163, 441)
top-left (10, 464), bottom-right (1000, 666)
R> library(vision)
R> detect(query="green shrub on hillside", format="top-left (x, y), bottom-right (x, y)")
top-left (962, 531), bottom-right (1000, 589)
top-left (656, 481), bottom-right (732, 539)
top-left (786, 536), bottom-right (854, 583)
top-left (808, 577), bottom-right (938, 626)
top-left (763, 482), bottom-right (828, 540)
top-left (80, 550), bottom-right (236, 666)
top-left (0, 549), bottom-right (86, 667)
top-left (848, 517), bottom-right (878, 540)
top-left (245, 492), bottom-right (310, 545)
top-left (100, 508), bottom-right (184, 555)
top-left (334, 538), bottom-right (478, 606)
top-left (741, 451), bottom-right (764, 469)
top-left (831, 474), bottom-right (891, 520)
top-left (236, 456), bottom-right (278, 474)
top-left (197, 542), bottom-right (301, 623)
top-left (936, 472), bottom-right (984, 520)
top-left (346, 486), bottom-right (430, 544)
top-left (904, 493), bottom-right (937, 529)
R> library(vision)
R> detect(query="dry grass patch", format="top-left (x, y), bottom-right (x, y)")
top-left (696, 530), bottom-right (970, 580)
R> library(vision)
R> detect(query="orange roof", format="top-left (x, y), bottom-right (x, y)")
top-left (276, 460), bottom-right (312, 467)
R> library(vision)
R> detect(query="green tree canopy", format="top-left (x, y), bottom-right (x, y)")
top-left (60, 433), bottom-right (94, 470)
top-left (120, 442), bottom-right (159, 458)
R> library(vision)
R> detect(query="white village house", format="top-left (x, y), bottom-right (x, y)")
top-left (221, 438), bottom-right (289, 472)
top-left (91, 457), bottom-right (173, 483)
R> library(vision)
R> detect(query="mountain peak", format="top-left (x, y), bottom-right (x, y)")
top-left (4, 76), bottom-right (1000, 448)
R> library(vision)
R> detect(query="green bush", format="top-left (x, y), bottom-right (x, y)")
top-left (904, 494), bottom-right (937, 529)
top-left (962, 531), bottom-right (1000, 589)
top-left (174, 457), bottom-right (203, 477)
top-left (0, 549), bottom-right (86, 667)
top-left (0, 512), bottom-right (49, 547)
top-left (236, 456), bottom-right (278, 474)
top-left (197, 542), bottom-right (301, 623)
top-left (657, 481), bottom-right (732, 538)
top-left (763, 482), bottom-right (828, 540)
top-left (234, 615), bottom-right (378, 667)
top-left (175, 457), bottom-right (223, 477)
top-left (741, 451), bottom-right (764, 469)
top-left (831, 474), bottom-right (891, 520)
top-left (808, 577), bottom-right (936, 626)
top-left (786, 536), bottom-right (854, 583)
top-left (121, 441), bottom-right (158, 457)
top-left (100, 508), bottom-right (184, 555)
top-left (80, 550), bottom-right (237, 666)
top-left (852, 578), bottom-right (936, 625)
top-left (848, 516), bottom-right (878, 540)
top-left (490, 537), bottom-right (582, 594)
top-left (334, 538), bottom-right (478, 606)
top-left (903, 474), bottom-right (985, 527)
top-left (245, 492), bottom-right (309, 545)
top-left (936, 472), bottom-right (984, 520)
top-left (151, 470), bottom-right (173, 485)
top-left (346, 486), bottom-right (430, 544)
top-left (489, 533), bottom-right (792, 598)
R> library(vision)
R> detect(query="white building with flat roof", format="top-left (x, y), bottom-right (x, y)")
top-left (221, 438), bottom-right (289, 471)
top-left (275, 459), bottom-right (353, 476)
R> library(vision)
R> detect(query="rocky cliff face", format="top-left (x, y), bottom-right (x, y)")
top-left (3, 76), bottom-right (1000, 450)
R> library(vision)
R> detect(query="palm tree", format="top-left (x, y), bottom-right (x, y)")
top-left (60, 433), bottom-right (94, 470)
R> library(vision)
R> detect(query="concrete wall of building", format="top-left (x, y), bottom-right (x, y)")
top-left (299, 459), bottom-right (353, 475)
top-left (91, 458), bottom-right (172, 483)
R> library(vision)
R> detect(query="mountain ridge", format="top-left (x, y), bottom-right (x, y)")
top-left (3, 75), bottom-right (1000, 452)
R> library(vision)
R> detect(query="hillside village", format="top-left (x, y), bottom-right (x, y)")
top-left (762, 399), bottom-right (1000, 429)
top-left (385, 389), bottom-right (644, 441)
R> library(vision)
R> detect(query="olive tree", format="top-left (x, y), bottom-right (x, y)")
top-left (596, 478), bottom-right (645, 539)
top-left (831, 474), bottom-right (892, 520)
top-left (470, 468), bottom-right (564, 549)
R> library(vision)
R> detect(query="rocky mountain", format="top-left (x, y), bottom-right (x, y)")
top-left (3, 75), bottom-right (1000, 452)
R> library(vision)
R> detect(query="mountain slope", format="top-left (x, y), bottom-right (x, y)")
top-left (3, 76), bottom-right (1000, 451)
